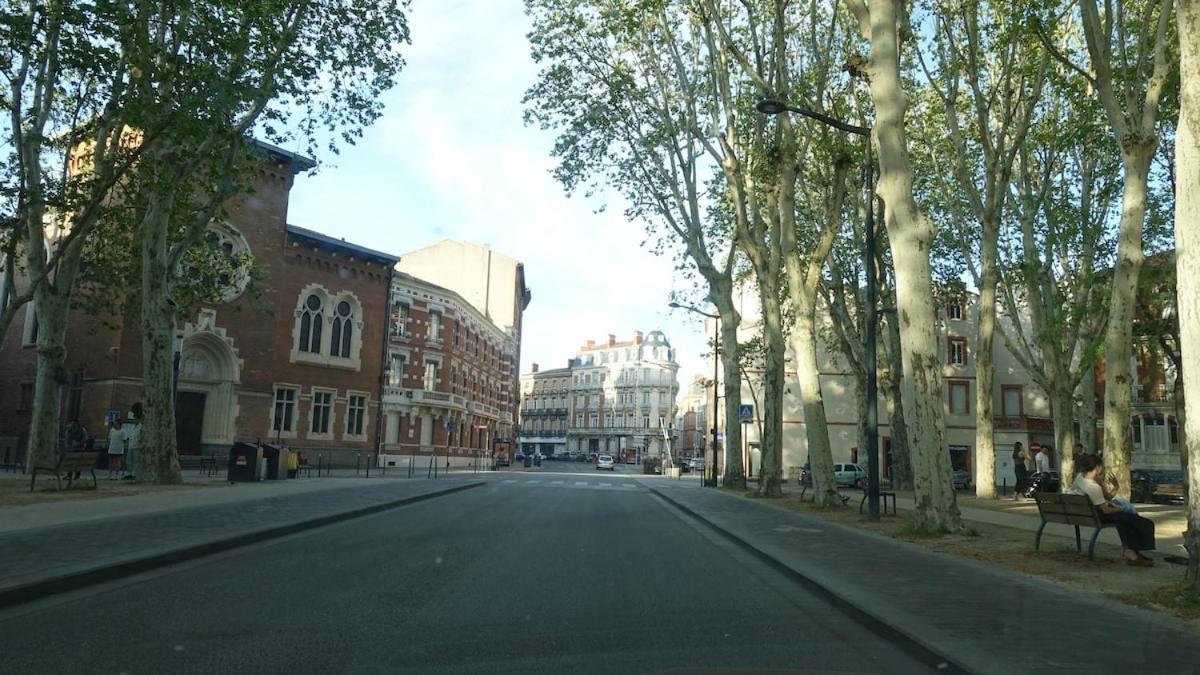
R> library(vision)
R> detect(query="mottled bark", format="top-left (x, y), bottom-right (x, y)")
top-left (714, 292), bottom-right (746, 488)
top-left (138, 200), bottom-right (183, 484)
top-left (1078, 366), bottom-right (1098, 453)
top-left (974, 217), bottom-right (998, 498)
top-left (882, 311), bottom-right (912, 490)
top-left (792, 294), bottom-right (838, 504)
top-left (844, 0), bottom-right (962, 530)
top-left (1175, 0), bottom-right (1199, 591)
top-left (26, 288), bottom-right (69, 470)
top-left (1051, 386), bottom-right (1077, 477)
top-left (757, 278), bottom-right (786, 498)
top-left (1102, 148), bottom-right (1154, 499)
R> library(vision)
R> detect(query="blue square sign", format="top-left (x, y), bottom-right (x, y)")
top-left (738, 404), bottom-right (754, 422)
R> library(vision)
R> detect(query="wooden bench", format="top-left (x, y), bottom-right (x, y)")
top-left (859, 490), bottom-right (897, 516)
top-left (178, 454), bottom-right (219, 477)
top-left (29, 452), bottom-right (99, 492)
top-left (1034, 492), bottom-right (1115, 560)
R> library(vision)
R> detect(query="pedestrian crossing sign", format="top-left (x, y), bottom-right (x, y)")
top-left (739, 404), bottom-right (754, 422)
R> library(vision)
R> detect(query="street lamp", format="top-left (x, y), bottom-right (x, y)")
top-left (756, 98), bottom-right (881, 521)
top-left (670, 301), bottom-right (720, 488)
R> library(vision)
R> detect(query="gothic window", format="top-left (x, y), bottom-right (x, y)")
top-left (298, 294), bottom-right (323, 353)
top-left (330, 300), bottom-right (353, 358)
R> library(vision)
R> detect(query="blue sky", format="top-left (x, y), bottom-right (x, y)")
top-left (286, 0), bottom-right (710, 386)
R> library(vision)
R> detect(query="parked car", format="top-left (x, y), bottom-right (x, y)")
top-left (833, 463), bottom-right (867, 488)
top-left (1130, 469), bottom-right (1185, 504)
top-left (951, 469), bottom-right (972, 490)
top-left (689, 458), bottom-right (706, 472)
top-left (596, 455), bottom-right (615, 471)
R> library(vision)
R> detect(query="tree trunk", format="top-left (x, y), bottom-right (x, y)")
top-left (790, 288), bottom-right (839, 505)
top-left (974, 215), bottom-right (999, 498)
top-left (138, 206), bottom-right (183, 484)
top-left (758, 281), bottom-right (786, 498)
top-left (883, 311), bottom-right (913, 490)
top-left (855, 0), bottom-right (962, 530)
top-left (1174, 0), bottom-right (1199, 591)
top-left (716, 299), bottom-right (745, 488)
top-left (25, 289), bottom-right (69, 471)
top-left (1102, 148), bottom-right (1155, 499)
top-left (1078, 364), bottom-right (1098, 454)
top-left (1051, 385), bottom-right (1077, 478)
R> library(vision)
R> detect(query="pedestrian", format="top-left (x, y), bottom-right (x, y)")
top-left (287, 449), bottom-right (298, 479)
top-left (1011, 441), bottom-right (1027, 499)
top-left (123, 414), bottom-right (141, 481)
top-left (1034, 444), bottom-right (1051, 475)
top-left (1100, 469), bottom-right (1138, 514)
top-left (1068, 454), bottom-right (1156, 566)
top-left (64, 419), bottom-right (88, 480)
top-left (106, 419), bottom-right (128, 479)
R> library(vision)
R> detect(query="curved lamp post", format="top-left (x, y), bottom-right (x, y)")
top-left (755, 98), bottom-right (881, 521)
top-left (670, 301), bottom-right (720, 488)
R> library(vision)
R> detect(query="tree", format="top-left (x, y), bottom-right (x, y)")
top-left (125, 1), bottom-right (410, 484)
top-left (841, 0), bottom-right (963, 530)
top-left (524, 0), bottom-right (749, 485)
top-left (1173, 0), bottom-right (1199, 590)
top-left (920, 0), bottom-right (1047, 496)
top-left (1037, 0), bottom-right (1178, 497)
top-left (2, 2), bottom-right (185, 472)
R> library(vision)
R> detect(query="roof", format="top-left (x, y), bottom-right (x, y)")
top-left (285, 224), bottom-right (397, 264)
top-left (249, 138), bottom-right (317, 173)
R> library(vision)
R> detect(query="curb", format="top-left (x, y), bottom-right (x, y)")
top-left (647, 485), bottom-right (973, 675)
top-left (0, 481), bottom-right (483, 610)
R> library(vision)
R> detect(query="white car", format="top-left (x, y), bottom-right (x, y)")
top-left (596, 455), bottom-right (615, 471)
top-left (834, 463), bottom-right (867, 488)
top-left (689, 458), bottom-right (706, 471)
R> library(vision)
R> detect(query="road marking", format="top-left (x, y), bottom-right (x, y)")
top-left (771, 525), bottom-right (822, 533)
top-left (551, 480), bottom-right (564, 485)
top-left (502, 479), bottom-right (516, 484)
top-left (527, 479), bottom-right (541, 484)
top-left (599, 483), bottom-right (611, 488)
top-left (574, 481), bottom-right (588, 486)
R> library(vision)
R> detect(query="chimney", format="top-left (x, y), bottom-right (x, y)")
top-left (586, 339), bottom-right (595, 349)
top-left (531, 362), bottom-right (539, 373)
top-left (634, 330), bottom-right (644, 344)
top-left (607, 334), bottom-right (616, 346)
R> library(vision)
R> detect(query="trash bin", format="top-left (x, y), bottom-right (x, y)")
top-left (534, 456), bottom-right (542, 467)
top-left (261, 444), bottom-right (283, 480)
top-left (524, 456), bottom-right (532, 468)
top-left (228, 442), bottom-right (262, 482)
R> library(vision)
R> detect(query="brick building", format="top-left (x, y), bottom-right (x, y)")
top-left (377, 272), bottom-right (519, 469)
top-left (0, 143), bottom-right (397, 464)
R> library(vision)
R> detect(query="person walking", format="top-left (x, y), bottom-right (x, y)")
top-left (1011, 442), bottom-right (1028, 500)
top-left (1034, 444), bottom-right (1051, 475)
top-left (106, 419), bottom-right (128, 479)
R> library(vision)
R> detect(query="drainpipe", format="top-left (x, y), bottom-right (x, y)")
top-left (374, 260), bottom-right (396, 469)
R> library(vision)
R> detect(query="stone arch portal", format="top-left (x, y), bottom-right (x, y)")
top-left (177, 310), bottom-right (242, 449)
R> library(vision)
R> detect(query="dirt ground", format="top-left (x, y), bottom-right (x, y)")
top-left (0, 474), bottom-right (209, 507)
top-left (731, 487), bottom-right (1200, 624)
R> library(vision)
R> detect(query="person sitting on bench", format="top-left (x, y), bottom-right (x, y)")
top-left (1068, 453), bottom-right (1156, 567)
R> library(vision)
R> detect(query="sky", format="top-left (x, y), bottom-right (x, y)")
top-left (286, 0), bottom-right (711, 390)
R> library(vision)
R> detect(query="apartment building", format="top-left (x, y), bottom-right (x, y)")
top-left (516, 363), bottom-right (571, 457)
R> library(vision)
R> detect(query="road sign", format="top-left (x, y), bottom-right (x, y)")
top-left (716, 433), bottom-right (725, 441)
top-left (738, 404), bottom-right (755, 422)
top-left (445, 421), bottom-right (456, 432)
top-left (473, 424), bottom-right (487, 430)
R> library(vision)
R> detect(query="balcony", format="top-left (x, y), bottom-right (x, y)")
top-left (382, 386), bottom-right (466, 411)
top-left (1133, 384), bottom-right (1174, 405)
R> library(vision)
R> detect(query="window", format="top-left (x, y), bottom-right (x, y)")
top-left (575, 413), bottom-right (583, 427)
top-left (328, 300), bottom-right (353, 358)
top-left (948, 381), bottom-right (970, 415)
top-left (389, 353), bottom-right (407, 386)
top-left (616, 414), bottom-right (624, 428)
top-left (393, 302), bottom-right (410, 337)
top-left (642, 391), bottom-right (650, 405)
top-left (604, 412), bottom-right (612, 427)
top-left (1001, 386), bottom-right (1022, 417)
top-left (947, 303), bottom-right (964, 321)
top-left (948, 337), bottom-right (967, 366)
top-left (643, 416), bottom-right (650, 428)
top-left (18, 382), bottom-right (33, 411)
top-left (298, 294), bottom-right (323, 353)
top-left (310, 390), bottom-right (333, 435)
top-left (22, 304), bottom-right (39, 347)
top-left (273, 387), bottom-right (297, 432)
top-left (428, 310), bottom-right (442, 341)
top-left (346, 394), bottom-right (366, 437)
top-left (590, 413), bottom-right (598, 428)
top-left (659, 392), bottom-right (669, 405)
top-left (424, 360), bottom-right (439, 391)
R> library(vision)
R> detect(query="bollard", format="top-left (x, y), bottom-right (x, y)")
top-left (1002, 478), bottom-right (1007, 496)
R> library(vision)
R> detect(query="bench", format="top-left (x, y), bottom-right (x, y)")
top-left (1034, 492), bottom-right (1115, 560)
top-left (859, 490), bottom-right (897, 516)
top-left (29, 452), bottom-right (99, 492)
top-left (178, 454), bottom-right (219, 477)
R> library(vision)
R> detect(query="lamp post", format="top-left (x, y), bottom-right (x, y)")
top-left (755, 98), bottom-right (881, 521)
top-left (670, 301), bottom-right (720, 488)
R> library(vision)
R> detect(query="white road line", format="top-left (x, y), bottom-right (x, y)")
top-left (551, 480), bottom-right (564, 485)
top-left (502, 479), bottom-right (516, 484)
top-left (527, 479), bottom-right (541, 484)
top-left (574, 481), bottom-right (588, 486)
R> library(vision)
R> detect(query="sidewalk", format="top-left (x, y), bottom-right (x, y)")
top-left (647, 480), bottom-right (1199, 675)
top-left (0, 476), bottom-right (482, 608)
top-left (894, 490), bottom-right (1189, 554)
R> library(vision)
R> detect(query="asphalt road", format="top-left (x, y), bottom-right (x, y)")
top-left (0, 473), bottom-right (932, 674)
